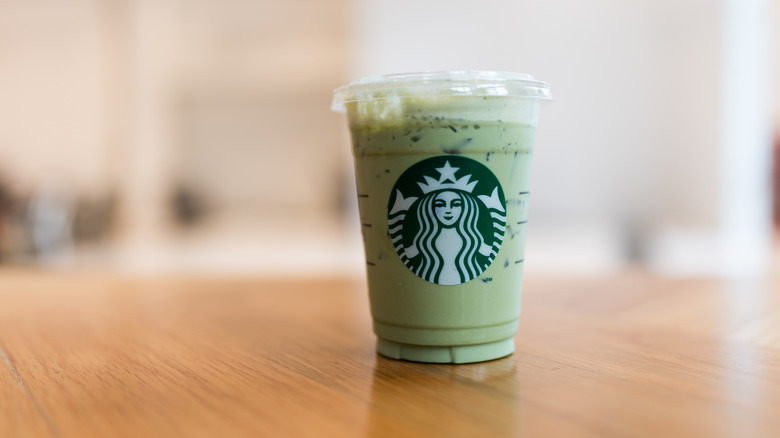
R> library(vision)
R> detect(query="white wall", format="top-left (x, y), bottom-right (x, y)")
top-left (0, 0), bottom-right (774, 275)
top-left (350, 0), bottom-right (775, 275)
top-left (0, 0), bottom-right (105, 194)
top-left (717, 0), bottom-right (773, 276)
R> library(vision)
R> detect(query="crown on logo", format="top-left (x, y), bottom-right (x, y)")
top-left (417, 161), bottom-right (478, 194)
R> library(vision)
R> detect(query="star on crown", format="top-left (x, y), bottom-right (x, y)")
top-left (417, 161), bottom-right (478, 194)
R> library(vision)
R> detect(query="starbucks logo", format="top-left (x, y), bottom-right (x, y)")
top-left (388, 156), bottom-right (507, 285)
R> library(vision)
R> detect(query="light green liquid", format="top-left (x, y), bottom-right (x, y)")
top-left (347, 100), bottom-right (538, 363)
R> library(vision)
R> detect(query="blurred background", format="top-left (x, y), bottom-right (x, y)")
top-left (0, 0), bottom-right (778, 277)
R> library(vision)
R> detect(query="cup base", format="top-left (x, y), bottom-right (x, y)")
top-left (376, 337), bottom-right (514, 364)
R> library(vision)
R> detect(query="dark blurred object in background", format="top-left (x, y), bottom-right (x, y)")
top-left (0, 178), bottom-right (117, 264)
top-left (774, 129), bottom-right (780, 230)
top-left (0, 173), bottom-right (12, 262)
top-left (72, 191), bottom-right (117, 244)
top-left (170, 184), bottom-right (208, 227)
top-left (0, 173), bottom-right (33, 263)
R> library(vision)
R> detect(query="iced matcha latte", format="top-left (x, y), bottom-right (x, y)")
top-left (332, 72), bottom-right (551, 363)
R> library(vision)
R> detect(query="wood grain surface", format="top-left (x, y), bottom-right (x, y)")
top-left (1, 269), bottom-right (779, 438)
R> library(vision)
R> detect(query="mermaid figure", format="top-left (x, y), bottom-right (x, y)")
top-left (402, 190), bottom-right (495, 285)
top-left (389, 159), bottom-right (506, 285)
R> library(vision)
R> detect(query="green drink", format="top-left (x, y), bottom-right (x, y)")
top-left (333, 72), bottom-right (551, 363)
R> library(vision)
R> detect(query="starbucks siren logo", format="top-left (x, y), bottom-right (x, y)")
top-left (388, 156), bottom-right (507, 285)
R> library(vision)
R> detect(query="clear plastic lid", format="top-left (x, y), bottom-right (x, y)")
top-left (332, 71), bottom-right (552, 112)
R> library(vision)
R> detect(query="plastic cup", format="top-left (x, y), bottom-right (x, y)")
top-left (332, 71), bottom-right (551, 363)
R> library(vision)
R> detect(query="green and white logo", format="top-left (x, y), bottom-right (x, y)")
top-left (388, 156), bottom-right (507, 285)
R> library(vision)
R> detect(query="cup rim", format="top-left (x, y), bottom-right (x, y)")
top-left (332, 70), bottom-right (552, 111)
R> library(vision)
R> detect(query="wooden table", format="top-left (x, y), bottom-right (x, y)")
top-left (1, 269), bottom-right (779, 437)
